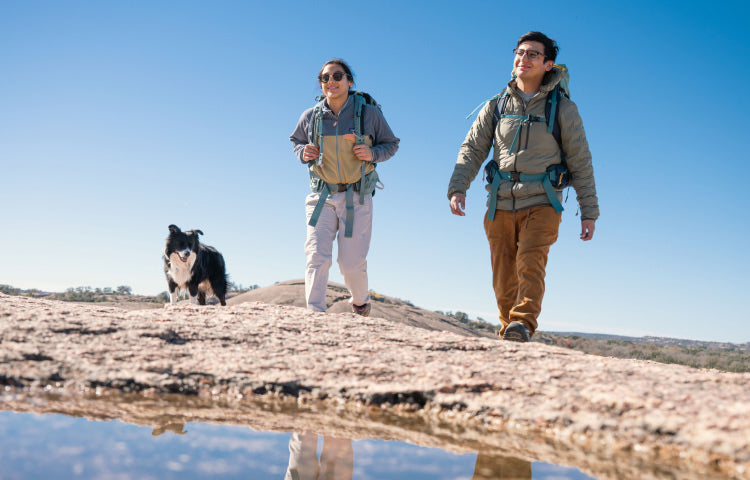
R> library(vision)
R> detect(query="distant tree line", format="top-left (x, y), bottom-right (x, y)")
top-left (228, 282), bottom-right (259, 293)
top-left (2, 282), bottom-right (261, 304)
top-left (369, 290), bottom-right (414, 307)
top-left (533, 333), bottom-right (750, 373)
top-left (1, 284), bottom-right (154, 303)
top-left (436, 310), bottom-right (501, 336)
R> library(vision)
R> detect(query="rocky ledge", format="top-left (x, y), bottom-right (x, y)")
top-left (1, 293), bottom-right (748, 479)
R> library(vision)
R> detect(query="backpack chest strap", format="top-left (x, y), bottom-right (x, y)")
top-left (500, 114), bottom-right (546, 154)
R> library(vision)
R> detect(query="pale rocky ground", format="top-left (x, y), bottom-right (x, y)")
top-left (1, 290), bottom-right (749, 480)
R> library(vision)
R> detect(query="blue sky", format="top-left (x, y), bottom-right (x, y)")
top-left (1, 0), bottom-right (749, 342)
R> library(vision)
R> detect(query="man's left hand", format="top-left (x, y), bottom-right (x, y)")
top-left (580, 220), bottom-right (595, 241)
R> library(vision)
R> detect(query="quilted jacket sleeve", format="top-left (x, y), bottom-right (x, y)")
top-left (558, 97), bottom-right (600, 220)
top-left (447, 99), bottom-right (497, 199)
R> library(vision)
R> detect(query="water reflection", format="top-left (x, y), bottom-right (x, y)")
top-left (0, 411), bottom-right (599, 480)
top-left (285, 433), bottom-right (353, 480)
top-left (472, 453), bottom-right (531, 480)
top-left (283, 433), bottom-right (538, 480)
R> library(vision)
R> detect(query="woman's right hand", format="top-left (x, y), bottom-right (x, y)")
top-left (303, 144), bottom-right (320, 162)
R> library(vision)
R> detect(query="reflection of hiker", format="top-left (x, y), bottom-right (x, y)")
top-left (151, 422), bottom-right (187, 436)
top-left (448, 31), bottom-right (599, 342)
top-left (290, 58), bottom-right (399, 316)
top-left (284, 433), bottom-right (353, 480)
top-left (473, 452), bottom-right (531, 479)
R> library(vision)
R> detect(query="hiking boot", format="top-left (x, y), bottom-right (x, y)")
top-left (351, 303), bottom-right (371, 317)
top-left (503, 321), bottom-right (530, 342)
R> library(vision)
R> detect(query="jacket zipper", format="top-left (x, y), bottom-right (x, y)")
top-left (510, 94), bottom-right (527, 211)
top-left (334, 112), bottom-right (342, 184)
top-left (524, 120), bottom-right (531, 150)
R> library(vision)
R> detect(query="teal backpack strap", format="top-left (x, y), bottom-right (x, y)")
top-left (310, 101), bottom-right (325, 166)
top-left (487, 166), bottom-right (501, 221)
top-left (360, 161), bottom-right (367, 205)
top-left (466, 91), bottom-right (503, 120)
top-left (500, 113), bottom-right (545, 154)
top-left (547, 85), bottom-right (559, 135)
top-left (344, 185), bottom-right (355, 238)
top-left (540, 174), bottom-right (564, 213)
top-left (352, 93), bottom-right (369, 205)
top-left (308, 184), bottom-right (331, 228)
top-left (490, 170), bottom-right (564, 216)
top-left (491, 88), bottom-right (509, 130)
top-left (501, 114), bottom-right (528, 154)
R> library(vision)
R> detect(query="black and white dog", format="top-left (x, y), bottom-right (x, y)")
top-left (163, 224), bottom-right (229, 306)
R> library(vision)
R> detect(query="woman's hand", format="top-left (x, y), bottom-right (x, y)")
top-left (353, 144), bottom-right (373, 161)
top-left (303, 144), bottom-right (320, 162)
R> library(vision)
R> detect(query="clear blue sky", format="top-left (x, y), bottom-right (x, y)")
top-left (2, 0), bottom-right (748, 342)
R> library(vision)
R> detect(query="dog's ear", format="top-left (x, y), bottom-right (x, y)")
top-left (168, 225), bottom-right (181, 234)
top-left (194, 229), bottom-right (204, 236)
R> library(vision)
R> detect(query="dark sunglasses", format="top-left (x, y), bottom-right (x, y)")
top-left (319, 72), bottom-right (351, 83)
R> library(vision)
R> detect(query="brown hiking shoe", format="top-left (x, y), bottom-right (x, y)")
top-left (503, 321), bottom-right (530, 342)
top-left (351, 303), bottom-right (371, 317)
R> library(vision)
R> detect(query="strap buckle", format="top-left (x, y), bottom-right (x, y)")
top-left (510, 171), bottom-right (521, 182)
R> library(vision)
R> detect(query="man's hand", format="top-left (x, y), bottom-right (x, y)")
top-left (580, 219), bottom-right (595, 241)
top-left (450, 193), bottom-right (466, 216)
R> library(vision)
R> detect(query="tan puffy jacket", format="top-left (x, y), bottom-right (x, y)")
top-left (448, 67), bottom-right (599, 220)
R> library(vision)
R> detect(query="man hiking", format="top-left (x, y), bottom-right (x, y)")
top-left (448, 31), bottom-right (599, 342)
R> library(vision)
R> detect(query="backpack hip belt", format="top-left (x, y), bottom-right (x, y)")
top-left (486, 164), bottom-right (564, 220)
top-left (308, 183), bottom-right (357, 238)
top-left (307, 169), bottom-right (380, 237)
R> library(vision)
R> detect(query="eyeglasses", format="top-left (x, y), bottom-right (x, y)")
top-left (318, 72), bottom-right (350, 83)
top-left (513, 48), bottom-right (546, 60)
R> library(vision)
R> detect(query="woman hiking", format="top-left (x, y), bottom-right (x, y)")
top-left (290, 59), bottom-right (399, 316)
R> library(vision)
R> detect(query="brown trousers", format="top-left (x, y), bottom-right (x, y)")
top-left (472, 453), bottom-right (531, 479)
top-left (484, 205), bottom-right (561, 337)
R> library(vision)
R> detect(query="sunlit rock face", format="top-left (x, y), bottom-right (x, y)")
top-left (1, 292), bottom-right (749, 480)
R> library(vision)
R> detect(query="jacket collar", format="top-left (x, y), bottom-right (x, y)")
top-left (508, 65), bottom-right (564, 96)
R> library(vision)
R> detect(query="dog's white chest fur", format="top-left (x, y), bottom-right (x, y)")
top-left (166, 252), bottom-right (196, 287)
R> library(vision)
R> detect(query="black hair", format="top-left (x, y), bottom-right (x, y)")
top-left (317, 58), bottom-right (354, 86)
top-left (517, 31), bottom-right (558, 63)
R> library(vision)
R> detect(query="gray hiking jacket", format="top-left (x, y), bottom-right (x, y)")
top-left (290, 94), bottom-right (400, 186)
top-left (448, 67), bottom-right (599, 220)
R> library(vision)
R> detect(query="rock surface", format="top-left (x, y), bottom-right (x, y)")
top-left (1, 292), bottom-right (749, 479)
top-left (227, 279), bottom-right (498, 338)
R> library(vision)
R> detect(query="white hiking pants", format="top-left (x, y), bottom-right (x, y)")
top-left (304, 191), bottom-right (372, 312)
top-left (284, 433), bottom-right (353, 480)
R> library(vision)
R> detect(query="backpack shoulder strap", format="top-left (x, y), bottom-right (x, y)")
top-left (492, 88), bottom-right (510, 132)
top-left (352, 93), bottom-right (367, 144)
top-left (544, 85), bottom-right (563, 150)
top-left (308, 98), bottom-right (326, 166)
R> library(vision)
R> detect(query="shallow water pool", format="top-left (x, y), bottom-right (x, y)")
top-left (0, 410), bottom-right (600, 479)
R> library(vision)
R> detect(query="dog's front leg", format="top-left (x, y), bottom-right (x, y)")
top-left (166, 279), bottom-right (180, 305)
top-left (188, 283), bottom-right (200, 305)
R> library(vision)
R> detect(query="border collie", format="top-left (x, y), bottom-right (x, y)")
top-left (163, 224), bottom-right (228, 305)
